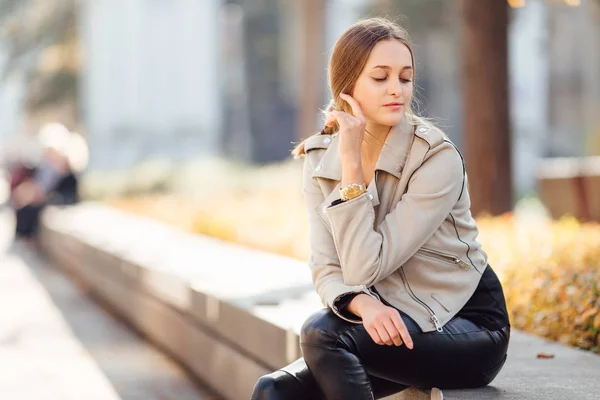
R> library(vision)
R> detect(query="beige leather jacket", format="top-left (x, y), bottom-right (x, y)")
top-left (301, 116), bottom-right (488, 333)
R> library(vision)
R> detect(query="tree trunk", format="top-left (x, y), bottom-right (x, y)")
top-left (297, 0), bottom-right (326, 140)
top-left (461, 0), bottom-right (512, 216)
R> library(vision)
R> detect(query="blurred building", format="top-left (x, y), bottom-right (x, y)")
top-left (0, 45), bottom-right (26, 144)
top-left (79, 0), bottom-right (222, 170)
top-left (545, 1), bottom-right (600, 157)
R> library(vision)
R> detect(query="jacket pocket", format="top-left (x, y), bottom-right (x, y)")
top-left (430, 293), bottom-right (452, 313)
top-left (416, 247), bottom-right (470, 271)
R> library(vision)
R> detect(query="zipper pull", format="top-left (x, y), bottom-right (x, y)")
top-left (431, 315), bottom-right (443, 332)
top-left (455, 258), bottom-right (470, 271)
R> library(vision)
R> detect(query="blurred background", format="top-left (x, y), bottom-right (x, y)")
top-left (0, 0), bottom-right (598, 207)
top-left (1, 1), bottom-right (600, 399)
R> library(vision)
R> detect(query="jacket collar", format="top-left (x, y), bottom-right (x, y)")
top-left (311, 114), bottom-right (415, 182)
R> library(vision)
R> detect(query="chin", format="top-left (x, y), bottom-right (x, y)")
top-left (375, 114), bottom-right (404, 127)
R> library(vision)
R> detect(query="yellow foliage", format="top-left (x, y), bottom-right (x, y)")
top-left (109, 195), bottom-right (600, 354)
top-left (476, 213), bottom-right (600, 353)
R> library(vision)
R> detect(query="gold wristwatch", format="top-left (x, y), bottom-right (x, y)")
top-left (339, 183), bottom-right (367, 201)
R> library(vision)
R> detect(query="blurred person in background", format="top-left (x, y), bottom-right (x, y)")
top-left (9, 123), bottom-right (84, 239)
top-left (0, 146), bottom-right (13, 207)
top-left (5, 138), bottom-right (43, 214)
top-left (251, 18), bottom-right (510, 400)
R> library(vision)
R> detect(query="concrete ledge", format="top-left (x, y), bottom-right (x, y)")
top-left (39, 204), bottom-right (312, 400)
top-left (39, 203), bottom-right (600, 400)
top-left (537, 156), bottom-right (600, 221)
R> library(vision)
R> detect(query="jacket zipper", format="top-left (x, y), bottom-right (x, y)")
top-left (417, 247), bottom-right (470, 271)
top-left (399, 268), bottom-right (443, 332)
top-left (375, 289), bottom-right (444, 334)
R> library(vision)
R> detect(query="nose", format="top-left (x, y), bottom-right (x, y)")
top-left (387, 79), bottom-right (403, 99)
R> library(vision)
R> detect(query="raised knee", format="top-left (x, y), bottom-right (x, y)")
top-left (300, 308), bottom-right (340, 346)
top-left (251, 373), bottom-right (279, 400)
top-left (250, 371), bottom-right (296, 400)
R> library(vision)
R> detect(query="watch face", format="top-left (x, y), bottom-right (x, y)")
top-left (341, 184), bottom-right (365, 200)
top-left (347, 187), bottom-right (362, 198)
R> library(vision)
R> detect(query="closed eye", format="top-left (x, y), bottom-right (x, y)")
top-left (372, 77), bottom-right (413, 83)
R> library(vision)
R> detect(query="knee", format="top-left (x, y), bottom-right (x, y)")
top-left (251, 374), bottom-right (277, 400)
top-left (250, 371), bottom-right (295, 400)
top-left (300, 308), bottom-right (342, 347)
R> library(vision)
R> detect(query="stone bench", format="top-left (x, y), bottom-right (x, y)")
top-left (39, 203), bottom-right (600, 399)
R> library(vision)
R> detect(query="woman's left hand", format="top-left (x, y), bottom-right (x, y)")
top-left (329, 93), bottom-right (365, 165)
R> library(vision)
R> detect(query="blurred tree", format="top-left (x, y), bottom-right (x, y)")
top-left (296, 0), bottom-right (326, 140)
top-left (366, 0), bottom-right (449, 28)
top-left (461, 0), bottom-right (512, 216)
top-left (234, 0), bottom-right (298, 163)
top-left (0, 0), bottom-right (79, 120)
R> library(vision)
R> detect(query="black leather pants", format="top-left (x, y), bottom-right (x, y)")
top-left (251, 308), bottom-right (509, 400)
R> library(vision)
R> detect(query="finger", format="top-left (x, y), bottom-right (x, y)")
top-left (391, 314), bottom-right (414, 350)
top-left (333, 112), bottom-right (353, 130)
top-left (382, 319), bottom-right (403, 346)
top-left (374, 323), bottom-right (394, 346)
top-left (366, 325), bottom-right (384, 345)
top-left (339, 93), bottom-right (364, 119)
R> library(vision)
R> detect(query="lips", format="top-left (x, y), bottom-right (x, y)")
top-left (384, 102), bottom-right (403, 107)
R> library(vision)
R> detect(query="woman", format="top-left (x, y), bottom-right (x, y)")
top-left (251, 17), bottom-right (510, 400)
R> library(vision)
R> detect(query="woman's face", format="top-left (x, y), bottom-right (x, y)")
top-left (350, 39), bottom-right (414, 128)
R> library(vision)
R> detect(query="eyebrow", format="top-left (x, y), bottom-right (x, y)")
top-left (372, 65), bottom-right (413, 71)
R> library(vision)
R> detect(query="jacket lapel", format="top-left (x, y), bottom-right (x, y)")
top-left (374, 115), bottom-right (415, 179)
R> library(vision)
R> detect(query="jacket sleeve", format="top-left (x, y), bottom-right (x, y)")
top-left (302, 155), bottom-right (379, 323)
top-left (325, 144), bottom-right (464, 287)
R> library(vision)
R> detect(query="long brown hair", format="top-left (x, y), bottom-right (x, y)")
top-left (291, 17), bottom-right (417, 159)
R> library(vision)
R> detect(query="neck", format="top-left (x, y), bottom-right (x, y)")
top-left (362, 121), bottom-right (391, 153)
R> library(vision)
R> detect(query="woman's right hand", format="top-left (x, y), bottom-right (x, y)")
top-left (349, 294), bottom-right (414, 349)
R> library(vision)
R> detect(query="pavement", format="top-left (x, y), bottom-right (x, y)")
top-left (0, 207), bottom-right (220, 400)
